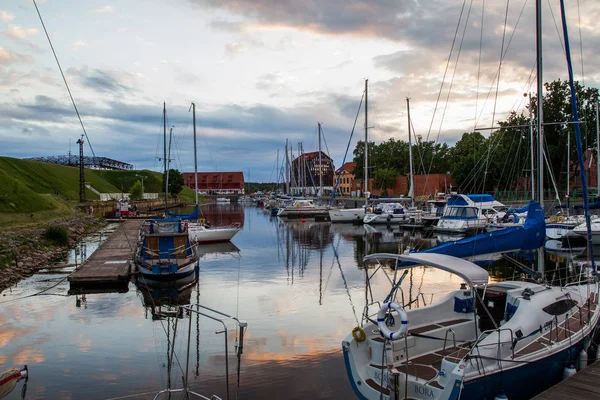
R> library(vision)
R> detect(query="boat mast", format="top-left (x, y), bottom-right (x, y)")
top-left (364, 79), bottom-right (369, 206)
top-left (528, 93), bottom-right (535, 201)
top-left (285, 139), bottom-right (290, 194)
top-left (192, 102), bottom-right (198, 208)
top-left (536, 0), bottom-right (544, 274)
top-left (536, 0), bottom-right (544, 205)
top-left (596, 100), bottom-right (599, 196)
top-left (163, 102), bottom-right (168, 214)
top-left (318, 122), bottom-right (323, 198)
top-left (407, 97), bottom-right (415, 207)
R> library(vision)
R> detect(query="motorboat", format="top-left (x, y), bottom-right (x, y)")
top-left (568, 217), bottom-right (600, 244)
top-left (434, 194), bottom-right (505, 234)
top-left (329, 206), bottom-right (366, 223)
top-left (135, 218), bottom-right (199, 282)
top-left (364, 203), bottom-right (422, 225)
top-left (277, 199), bottom-right (330, 218)
top-left (342, 252), bottom-right (600, 400)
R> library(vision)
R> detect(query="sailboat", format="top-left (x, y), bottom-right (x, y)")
top-left (329, 79), bottom-right (369, 223)
top-left (135, 103), bottom-right (200, 282)
top-left (184, 103), bottom-right (241, 244)
top-left (342, 2), bottom-right (600, 399)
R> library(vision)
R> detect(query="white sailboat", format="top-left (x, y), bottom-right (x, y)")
top-left (329, 79), bottom-right (369, 223)
top-left (186, 103), bottom-right (241, 244)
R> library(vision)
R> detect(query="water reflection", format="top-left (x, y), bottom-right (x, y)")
top-left (5, 205), bottom-right (600, 399)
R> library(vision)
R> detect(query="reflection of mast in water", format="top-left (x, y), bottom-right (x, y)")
top-left (195, 277), bottom-right (200, 377)
top-left (319, 224), bottom-right (323, 305)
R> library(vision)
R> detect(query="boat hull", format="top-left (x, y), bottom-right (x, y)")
top-left (188, 225), bottom-right (240, 244)
top-left (136, 260), bottom-right (198, 282)
top-left (329, 208), bottom-right (365, 223)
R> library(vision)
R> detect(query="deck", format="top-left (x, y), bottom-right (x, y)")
top-left (68, 219), bottom-right (143, 287)
top-left (532, 361), bottom-right (600, 399)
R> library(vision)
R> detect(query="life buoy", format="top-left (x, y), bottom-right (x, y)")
top-left (352, 326), bottom-right (367, 342)
top-left (377, 301), bottom-right (409, 340)
top-left (558, 216), bottom-right (565, 223)
top-left (549, 216), bottom-right (558, 223)
top-left (199, 218), bottom-right (205, 225)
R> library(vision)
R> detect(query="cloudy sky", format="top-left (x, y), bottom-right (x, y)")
top-left (1, 0), bottom-right (599, 182)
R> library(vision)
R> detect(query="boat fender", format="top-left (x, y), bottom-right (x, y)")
top-left (376, 302), bottom-right (408, 340)
top-left (578, 349), bottom-right (588, 370)
top-left (562, 364), bottom-right (576, 380)
top-left (352, 327), bottom-right (367, 342)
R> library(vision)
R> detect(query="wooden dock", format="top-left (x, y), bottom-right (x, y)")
top-left (532, 361), bottom-right (600, 399)
top-left (68, 219), bottom-right (143, 287)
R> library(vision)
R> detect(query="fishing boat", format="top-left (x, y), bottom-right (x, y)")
top-left (135, 218), bottom-right (199, 282)
top-left (135, 103), bottom-right (200, 282)
top-left (341, 252), bottom-right (600, 400)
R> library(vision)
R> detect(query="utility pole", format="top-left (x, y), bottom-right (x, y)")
top-left (76, 135), bottom-right (85, 203)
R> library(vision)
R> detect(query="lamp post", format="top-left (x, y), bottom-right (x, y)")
top-left (135, 174), bottom-right (144, 198)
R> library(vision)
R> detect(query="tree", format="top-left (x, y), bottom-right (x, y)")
top-left (448, 131), bottom-right (488, 192)
top-left (372, 168), bottom-right (399, 196)
top-left (162, 169), bottom-right (185, 197)
top-left (129, 180), bottom-right (143, 201)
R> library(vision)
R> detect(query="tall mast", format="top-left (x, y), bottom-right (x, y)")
top-left (163, 102), bottom-right (167, 211)
top-left (165, 126), bottom-right (173, 215)
top-left (364, 79), bottom-right (369, 205)
top-left (192, 102), bottom-right (198, 207)
top-left (285, 139), bottom-right (290, 194)
top-left (318, 122), bottom-right (323, 198)
top-left (596, 100), bottom-right (599, 195)
top-left (528, 93), bottom-right (535, 201)
top-left (536, 0), bottom-right (544, 205)
top-left (535, 0), bottom-right (544, 274)
top-left (407, 97), bottom-right (415, 207)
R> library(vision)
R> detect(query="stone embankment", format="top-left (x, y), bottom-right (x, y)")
top-left (0, 215), bottom-right (105, 293)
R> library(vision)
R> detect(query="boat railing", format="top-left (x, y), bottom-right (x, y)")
top-left (467, 328), bottom-right (515, 373)
top-left (152, 304), bottom-right (247, 400)
top-left (442, 328), bottom-right (456, 353)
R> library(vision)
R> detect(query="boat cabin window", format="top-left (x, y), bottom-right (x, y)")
top-left (444, 206), bottom-right (478, 218)
top-left (476, 286), bottom-right (509, 331)
top-left (542, 299), bottom-right (578, 316)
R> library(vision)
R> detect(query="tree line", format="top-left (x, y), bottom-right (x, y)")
top-left (351, 79), bottom-right (599, 195)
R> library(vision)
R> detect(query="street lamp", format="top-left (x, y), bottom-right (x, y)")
top-left (135, 174), bottom-right (144, 197)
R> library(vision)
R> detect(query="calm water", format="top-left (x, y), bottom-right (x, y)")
top-left (0, 204), bottom-right (587, 399)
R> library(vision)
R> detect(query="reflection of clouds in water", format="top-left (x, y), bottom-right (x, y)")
top-left (13, 347), bottom-right (45, 365)
top-left (91, 373), bottom-right (119, 381)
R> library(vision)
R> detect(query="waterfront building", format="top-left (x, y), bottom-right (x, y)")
top-left (182, 172), bottom-right (245, 195)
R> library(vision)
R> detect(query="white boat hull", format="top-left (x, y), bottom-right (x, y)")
top-left (329, 208), bottom-right (365, 223)
top-left (188, 224), bottom-right (240, 243)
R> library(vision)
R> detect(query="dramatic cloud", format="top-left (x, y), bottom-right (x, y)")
top-left (66, 67), bottom-right (138, 96)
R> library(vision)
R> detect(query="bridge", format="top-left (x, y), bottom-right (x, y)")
top-left (27, 155), bottom-right (133, 170)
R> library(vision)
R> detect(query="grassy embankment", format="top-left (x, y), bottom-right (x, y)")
top-left (0, 156), bottom-right (198, 229)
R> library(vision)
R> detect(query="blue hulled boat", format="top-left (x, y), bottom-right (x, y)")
top-left (135, 218), bottom-right (199, 282)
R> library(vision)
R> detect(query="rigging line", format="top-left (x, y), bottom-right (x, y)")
top-left (32, 0), bottom-right (96, 160)
top-left (424, 0), bottom-right (468, 144)
top-left (474, 0), bottom-right (485, 132)
top-left (576, 0), bottom-right (585, 86)
top-left (484, 0), bottom-right (512, 192)
top-left (426, 0), bottom-right (474, 184)
top-left (546, 0), bottom-right (566, 55)
top-left (473, 0), bottom-right (530, 128)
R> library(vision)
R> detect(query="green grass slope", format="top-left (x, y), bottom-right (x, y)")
top-left (94, 170), bottom-right (164, 193)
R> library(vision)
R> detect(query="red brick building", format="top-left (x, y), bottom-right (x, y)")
top-left (352, 173), bottom-right (455, 198)
top-left (183, 172), bottom-right (245, 194)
